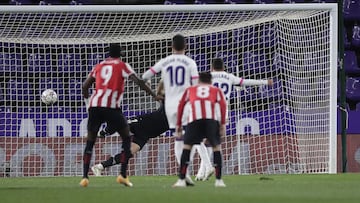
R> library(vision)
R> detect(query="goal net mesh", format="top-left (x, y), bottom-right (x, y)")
top-left (0, 7), bottom-right (333, 176)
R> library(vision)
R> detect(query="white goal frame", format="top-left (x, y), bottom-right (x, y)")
top-left (0, 3), bottom-right (338, 175)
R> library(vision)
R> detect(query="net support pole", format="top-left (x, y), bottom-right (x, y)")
top-left (237, 134), bottom-right (241, 175)
top-left (235, 64), bottom-right (242, 175)
top-left (329, 4), bottom-right (338, 174)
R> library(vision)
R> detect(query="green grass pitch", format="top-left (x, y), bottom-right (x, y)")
top-left (1, 174), bottom-right (359, 203)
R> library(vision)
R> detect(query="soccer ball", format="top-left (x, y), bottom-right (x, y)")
top-left (41, 89), bottom-right (58, 105)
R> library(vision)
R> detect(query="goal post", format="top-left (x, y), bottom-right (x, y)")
top-left (0, 4), bottom-right (338, 177)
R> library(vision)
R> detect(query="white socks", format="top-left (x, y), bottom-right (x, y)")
top-left (192, 142), bottom-right (212, 177)
top-left (197, 145), bottom-right (213, 177)
top-left (174, 140), bottom-right (184, 165)
top-left (207, 146), bottom-right (213, 161)
top-left (197, 143), bottom-right (212, 169)
top-left (175, 140), bottom-right (212, 178)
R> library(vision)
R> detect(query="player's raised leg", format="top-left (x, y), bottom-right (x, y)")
top-left (92, 106), bottom-right (169, 177)
top-left (91, 150), bottom-right (131, 177)
top-left (92, 146), bottom-right (134, 176)
top-left (94, 150), bottom-right (133, 187)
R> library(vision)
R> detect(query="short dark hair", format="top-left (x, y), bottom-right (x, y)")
top-left (212, 58), bottom-right (224, 70)
top-left (199, 71), bottom-right (212, 84)
top-left (172, 34), bottom-right (186, 51)
top-left (109, 43), bottom-right (122, 58)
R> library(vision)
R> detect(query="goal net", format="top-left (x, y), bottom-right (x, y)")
top-left (0, 4), bottom-right (337, 177)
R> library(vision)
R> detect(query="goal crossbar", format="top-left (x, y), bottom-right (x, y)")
top-left (0, 4), bottom-right (338, 13)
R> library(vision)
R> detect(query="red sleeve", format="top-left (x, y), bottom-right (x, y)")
top-left (122, 63), bottom-right (135, 78)
top-left (176, 88), bottom-right (189, 127)
top-left (89, 65), bottom-right (98, 78)
top-left (218, 89), bottom-right (227, 125)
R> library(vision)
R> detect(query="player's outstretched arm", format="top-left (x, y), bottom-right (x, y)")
top-left (142, 68), bottom-right (156, 81)
top-left (129, 74), bottom-right (163, 101)
top-left (239, 78), bottom-right (273, 87)
top-left (229, 73), bottom-right (273, 87)
top-left (82, 75), bottom-right (95, 109)
top-left (142, 61), bottom-right (162, 81)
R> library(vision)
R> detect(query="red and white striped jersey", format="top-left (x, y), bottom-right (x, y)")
top-left (177, 84), bottom-right (227, 127)
top-left (89, 58), bottom-right (135, 109)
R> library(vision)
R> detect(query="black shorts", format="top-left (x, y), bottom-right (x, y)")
top-left (88, 107), bottom-right (128, 136)
top-left (183, 119), bottom-right (220, 146)
top-left (131, 104), bottom-right (169, 149)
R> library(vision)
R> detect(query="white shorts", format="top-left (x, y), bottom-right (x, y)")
top-left (165, 103), bottom-right (190, 129)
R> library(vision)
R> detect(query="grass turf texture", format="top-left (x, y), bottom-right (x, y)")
top-left (1, 174), bottom-right (359, 203)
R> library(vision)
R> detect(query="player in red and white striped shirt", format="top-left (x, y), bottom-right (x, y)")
top-left (80, 44), bottom-right (159, 187)
top-left (177, 78), bottom-right (227, 127)
top-left (173, 72), bottom-right (227, 187)
top-left (88, 59), bottom-right (133, 109)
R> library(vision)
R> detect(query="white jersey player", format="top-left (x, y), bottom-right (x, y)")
top-left (143, 55), bottom-right (198, 129)
top-left (142, 35), bottom-right (198, 129)
top-left (211, 58), bottom-right (272, 101)
top-left (195, 58), bottom-right (273, 181)
top-left (142, 34), bottom-right (209, 185)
